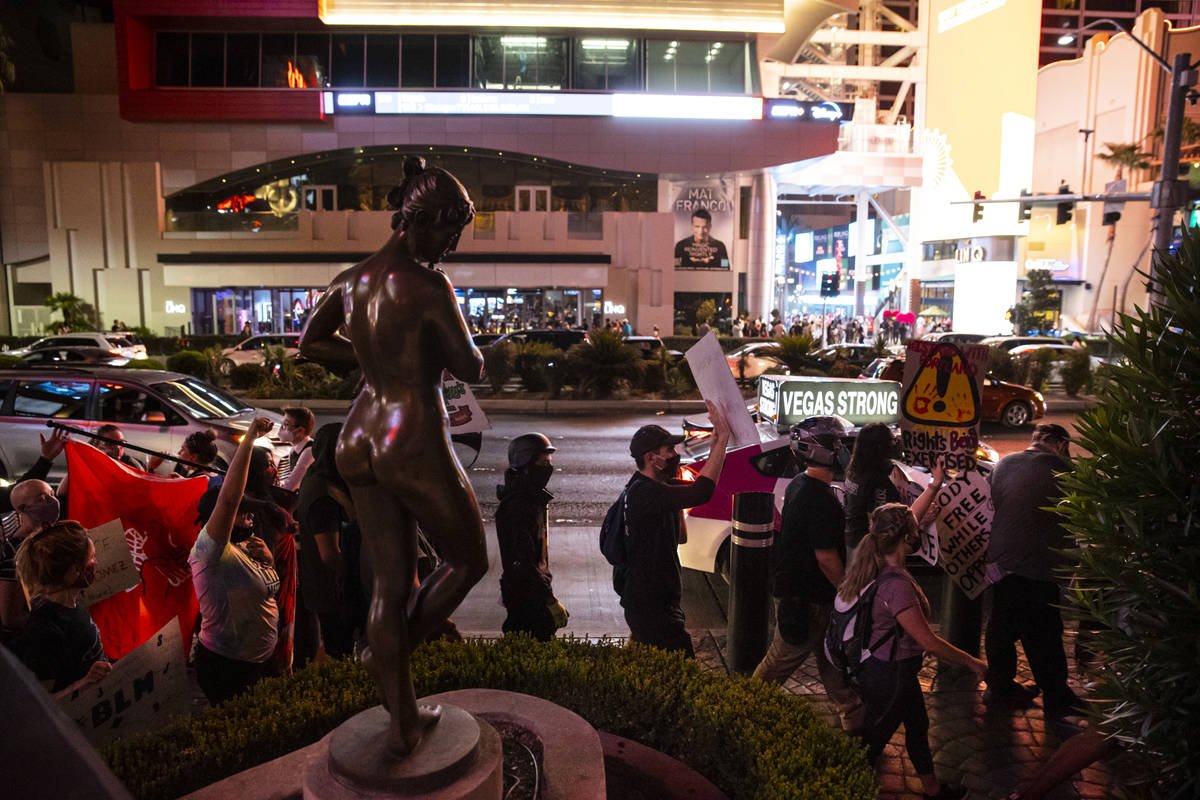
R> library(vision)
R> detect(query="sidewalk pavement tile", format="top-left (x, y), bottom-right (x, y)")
top-left (691, 628), bottom-right (1129, 799)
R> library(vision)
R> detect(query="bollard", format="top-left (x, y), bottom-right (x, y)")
top-left (728, 492), bottom-right (775, 674)
top-left (940, 572), bottom-right (983, 656)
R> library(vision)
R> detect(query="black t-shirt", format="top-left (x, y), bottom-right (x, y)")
top-left (619, 472), bottom-right (715, 611)
top-left (296, 494), bottom-right (345, 613)
top-left (773, 474), bottom-right (845, 603)
top-left (844, 468), bottom-right (901, 551)
top-left (12, 597), bottom-right (107, 692)
top-left (674, 236), bottom-right (730, 269)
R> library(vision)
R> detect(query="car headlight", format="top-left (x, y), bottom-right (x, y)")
top-left (1034, 391), bottom-right (1045, 403)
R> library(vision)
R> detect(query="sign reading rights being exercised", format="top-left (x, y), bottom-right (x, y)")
top-left (61, 619), bottom-right (191, 746)
top-left (900, 341), bottom-right (989, 471)
top-left (931, 470), bottom-right (994, 599)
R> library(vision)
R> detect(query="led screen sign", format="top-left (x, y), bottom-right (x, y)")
top-left (758, 375), bottom-right (901, 428)
top-left (327, 91), bottom-right (764, 120)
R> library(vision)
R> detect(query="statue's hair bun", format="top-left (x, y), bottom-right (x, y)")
top-left (402, 156), bottom-right (426, 180)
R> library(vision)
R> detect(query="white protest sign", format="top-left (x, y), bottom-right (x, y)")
top-left (442, 374), bottom-right (490, 435)
top-left (81, 518), bottom-right (140, 607)
top-left (685, 332), bottom-right (759, 448)
top-left (61, 619), bottom-right (190, 746)
top-left (931, 470), bottom-right (993, 599)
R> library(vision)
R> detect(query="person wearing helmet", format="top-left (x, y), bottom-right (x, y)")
top-left (495, 433), bottom-right (567, 641)
top-left (753, 415), bottom-right (864, 734)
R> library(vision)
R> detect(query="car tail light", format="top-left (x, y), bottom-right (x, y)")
top-left (678, 462), bottom-right (702, 483)
top-left (108, 348), bottom-right (122, 355)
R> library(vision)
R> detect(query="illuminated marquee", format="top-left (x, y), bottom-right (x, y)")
top-left (758, 375), bottom-right (901, 427)
top-left (331, 91), bottom-right (765, 120)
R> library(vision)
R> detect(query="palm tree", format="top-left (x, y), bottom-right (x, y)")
top-left (1090, 142), bottom-right (1152, 331)
top-left (43, 292), bottom-right (94, 332)
top-left (565, 329), bottom-right (644, 398)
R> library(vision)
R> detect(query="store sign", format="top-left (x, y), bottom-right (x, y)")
top-left (758, 376), bottom-right (901, 427)
top-left (334, 92), bottom-right (375, 113)
top-left (765, 99), bottom-right (851, 122)
top-left (954, 245), bottom-right (986, 263)
top-left (603, 301), bottom-right (625, 314)
top-left (164, 300), bottom-right (187, 314)
top-left (1024, 258), bottom-right (1070, 272)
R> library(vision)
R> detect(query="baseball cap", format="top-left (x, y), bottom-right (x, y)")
top-left (630, 425), bottom-right (685, 459)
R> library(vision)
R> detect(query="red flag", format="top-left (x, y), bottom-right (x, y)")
top-left (64, 440), bottom-right (209, 660)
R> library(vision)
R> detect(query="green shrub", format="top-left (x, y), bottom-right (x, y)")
top-left (987, 346), bottom-right (1015, 382)
top-left (1059, 347), bottom-right (1092, 396)
top-left (1024, 347), bottom-right (1057, 391)
top-left (828, 358), bottom-right (861, 378)
top-left (482, 341), bottom-right (515, 393)
top-left (102, 637), bottom-right (873, 800)
top-left (229, 363), bottom-right (267, 390)
top-left (165, 349), bottom-right (209, 379)
top-left (762, 333), bottom-right (817, 374)
top-left (512, 341), bottom-right (563, 393)
top-left (566, 330), bottom-right (644, 398)
top-left (124, 358), bottom-right (166, 370)
top-left (1057, 230), bottom-right (1200, 797)
top-left (641, 347), bottom-right (672, 394)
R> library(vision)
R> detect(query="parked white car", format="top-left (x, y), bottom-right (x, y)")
top-left (219, 333), bottom-right (301, 375)
top-left (8, 332), bottom-right (148, 360)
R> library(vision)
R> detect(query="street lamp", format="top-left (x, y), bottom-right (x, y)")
top-left (1075, 19), bottom-right (1199, 303)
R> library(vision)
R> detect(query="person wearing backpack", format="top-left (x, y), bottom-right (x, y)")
top-left (618, 402), bottom-right (730, 656)
top-left (838, 501), bottom-right (987, 800)
top-left (496, 432), bottom-right (567, 641)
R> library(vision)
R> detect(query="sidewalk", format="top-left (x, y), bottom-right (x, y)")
top-left (246, 391), bottom-right (1096, 417)
top-left (692, 626), bottom-right (1125, 800)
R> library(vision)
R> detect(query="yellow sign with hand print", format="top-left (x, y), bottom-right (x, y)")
top-left (901, 342), bottom-right (981, 427)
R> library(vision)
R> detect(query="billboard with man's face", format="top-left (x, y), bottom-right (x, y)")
top-left (673, 180), bottom-right (734, 270)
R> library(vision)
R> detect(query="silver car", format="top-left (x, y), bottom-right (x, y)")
top-left (0, 367), bottom-right (287, 481)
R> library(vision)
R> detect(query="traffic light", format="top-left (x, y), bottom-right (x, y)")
top-left (972, 190), bottom-right (985, 223)
top-left (820, 272), bottom-right (840, 297)
top-left (1055, 183), bottom-right (1073, 225)
top-left (1017, 189), bottom-right (1032, 222)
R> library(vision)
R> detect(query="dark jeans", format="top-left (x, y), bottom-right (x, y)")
top-left (194, 641), bottom-right (268, 707)
top-left (502, 600), bottom-right (556, 642)
top-left (860, 655), bottom-right (934, 775)
top-left (985, 574), bottom-right (1078, 715)
top-left (624, 603), bottom-right (694, 657)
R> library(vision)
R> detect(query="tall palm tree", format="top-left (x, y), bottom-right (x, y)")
top-left (1090, 142), bottom-right (1152, 331)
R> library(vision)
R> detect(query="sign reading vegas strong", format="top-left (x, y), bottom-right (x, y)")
top-left (758, 376), bottom-right (901, 428)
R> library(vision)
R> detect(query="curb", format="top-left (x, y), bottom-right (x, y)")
top-left (240, 395), bottom-right (1095, 417)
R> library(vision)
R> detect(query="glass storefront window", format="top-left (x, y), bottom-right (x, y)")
top-left (296, 34), bottom-right (330, 88)
top-left (708, 41), bottom-right (747, 93)
top-left (227, 34), bottom-right (260, 87)
top-left (475, 35), bottom-right (567, 91)
top-left (331, 34), bottom-right (365, 87)
top-left (190, 33), bottom-right (224, 87)
top-left (401, 34), bottom-right (435, 87)
top-left (261, 34), bottom-right (295, 88)
top-left (674, 40), bottom-right (709, 92)
top-left (573, 38), bottom-right (640, 91)
top-left (155, 32), bottom-right (189, 87)
top-left (436, 35), bottom-right (471, 88)
top-left (366, 34), bottom-right (399, 86)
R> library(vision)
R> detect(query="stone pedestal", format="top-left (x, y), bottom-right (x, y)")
top-left (304, 704), bottom-right (502, 800)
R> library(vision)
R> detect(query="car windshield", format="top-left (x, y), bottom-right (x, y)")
top-left (152, 377), bottom-right (251, 419)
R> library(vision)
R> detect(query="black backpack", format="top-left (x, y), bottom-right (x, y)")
top-left (598, 489), bottom-right (630, 567)
top-left (825, 574), bottom-right (901, 686)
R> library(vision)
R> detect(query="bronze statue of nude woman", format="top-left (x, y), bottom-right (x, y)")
top-left (300, 156), bottom-right (486, 756)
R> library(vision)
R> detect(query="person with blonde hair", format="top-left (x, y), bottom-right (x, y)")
top-left (11, 521), bottom-right (111, 698)
top-left (837, 496), bottom-right (986, 800)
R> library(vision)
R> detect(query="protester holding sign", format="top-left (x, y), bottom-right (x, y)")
top-left (843, 422), bottom-right (902, 552)
top-left (837, 503), bottom-right (986, 800)
top-left (11, 521), bottom-right (112, 698)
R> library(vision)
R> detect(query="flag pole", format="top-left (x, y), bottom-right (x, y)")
top-left (44, 420), bottom-right (227, 475)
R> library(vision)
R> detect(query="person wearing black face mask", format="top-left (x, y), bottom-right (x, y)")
top-left (495, 433), bottom-right (566, 641)
top-left (619, 403), bottom-right (731, 657)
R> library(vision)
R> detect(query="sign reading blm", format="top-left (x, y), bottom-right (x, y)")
top-left (900, 341), bottom-right (989, 471)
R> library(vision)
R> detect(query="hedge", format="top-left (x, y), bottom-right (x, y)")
top-left (101, 637), bottom-right (874, 800)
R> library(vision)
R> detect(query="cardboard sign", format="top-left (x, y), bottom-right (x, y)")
top-left (61, 619), bottom-right (190, 746)
top-left (931, 471), bottom-right (993, 599)
top-left (900, 341), bottom-right (989, 471)
top-left (758, 375), bottom-right (900, 428)
top-left (441, 374), bottom-right (490, 435)
top-left (685, 333), bottom-right (759, 448)
top-left (80, 519), bottom-right (140, 607)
